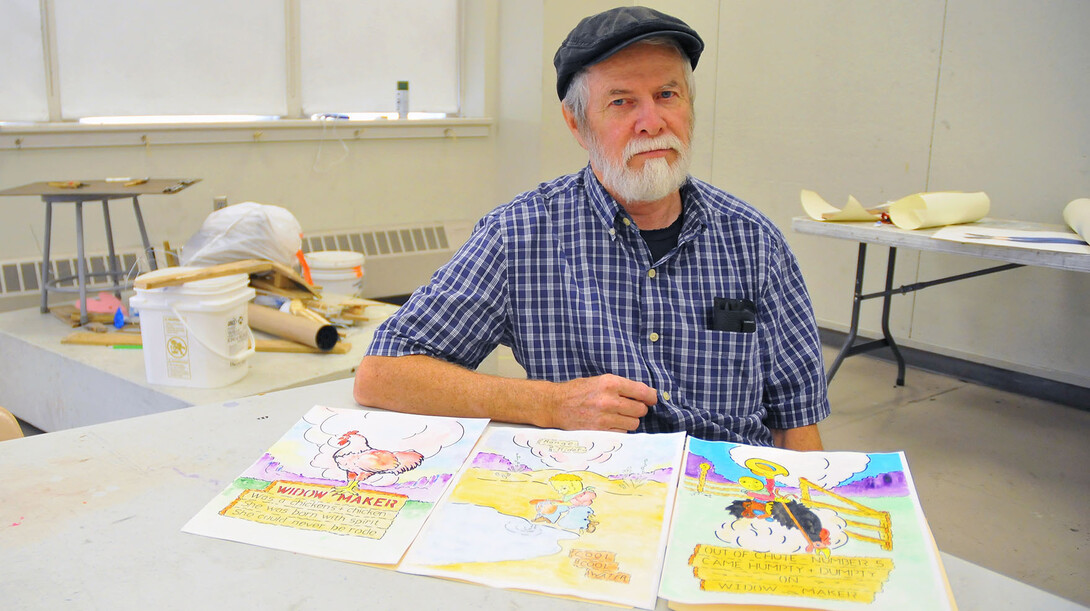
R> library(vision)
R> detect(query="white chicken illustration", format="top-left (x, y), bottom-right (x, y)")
top-left (330, 429), bottom-right (424, 496)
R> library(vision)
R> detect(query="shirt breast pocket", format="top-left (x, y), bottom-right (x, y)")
top-left (681, 327), bottom-right (761, 406)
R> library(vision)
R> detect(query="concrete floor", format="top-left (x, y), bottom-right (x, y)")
top-left (820, 348), bottom-right (1090, 607)
top-left (14, 347), bottom-right (1090, 606)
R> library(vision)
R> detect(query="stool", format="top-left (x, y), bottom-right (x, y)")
top-left (40, 192), bottom-right (159, 322)
top-left (0, 179), bottom-right (201, 324)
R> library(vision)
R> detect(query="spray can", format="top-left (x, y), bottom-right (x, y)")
top-left (396, 81), bottom-right (409, 119)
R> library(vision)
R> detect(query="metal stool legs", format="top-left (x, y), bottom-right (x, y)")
top-left (40, 201), bottom-right (53, 314)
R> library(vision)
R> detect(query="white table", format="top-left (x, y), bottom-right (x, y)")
top-left (792, 217), bottom-right (1090, 385)
top-left (2, 378), bottom-right (1085, 611)
top-left (0, 302), bottom-right (398, 432)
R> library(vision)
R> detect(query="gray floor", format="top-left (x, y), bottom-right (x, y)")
top-left (14, 348), bottom-right (1090, 606)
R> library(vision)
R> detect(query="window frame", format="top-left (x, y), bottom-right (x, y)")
top-left (0, 0), bottom-right (492, 149)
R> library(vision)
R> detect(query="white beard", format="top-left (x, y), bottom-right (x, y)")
top-left (587, 132), bottom-right (692, 204)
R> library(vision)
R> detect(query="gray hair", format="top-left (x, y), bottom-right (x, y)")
top-left (562, 36), bottom-right (695, 133)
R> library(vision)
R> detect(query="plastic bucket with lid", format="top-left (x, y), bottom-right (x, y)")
top-left (305, 250), bottom-right (365, 297)
top-left (129, 268), bottom-right (256, 388)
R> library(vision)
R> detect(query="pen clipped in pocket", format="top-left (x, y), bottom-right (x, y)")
top-left (710, 297), bottom-right (756, 333)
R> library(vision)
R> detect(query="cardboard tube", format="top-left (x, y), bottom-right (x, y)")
top-left (247, 303), bottom-right (340, 351)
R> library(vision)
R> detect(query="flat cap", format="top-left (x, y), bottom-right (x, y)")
top-left (554, 6), bottom-right (704, 100)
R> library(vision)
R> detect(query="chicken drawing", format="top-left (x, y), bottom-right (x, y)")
top-left (330, 430), bottom-right (424, 496)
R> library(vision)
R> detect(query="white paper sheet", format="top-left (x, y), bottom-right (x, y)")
top-left (932, 224), bottom-right (1090, 254)
top-left (182, 405), bottom-right (489, 566)
top-left (399, 427), bottom-right (687, 610)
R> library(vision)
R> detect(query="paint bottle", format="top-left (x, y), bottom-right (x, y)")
top-left (396, 81), bottom-right (409, 119)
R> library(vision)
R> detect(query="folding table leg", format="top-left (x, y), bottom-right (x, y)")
top-left (100, 198), bottom-right (123, 300)
top-left (40, 200), bottom-right (53, 313)
top-left (132, 196), bottom-right (158, 271)
top-left (826, 243), bottom-right (867, 382)
top-left (881, 248), bottom-right (906, 386)
top-left (75, 200), bottom-right (88, 325)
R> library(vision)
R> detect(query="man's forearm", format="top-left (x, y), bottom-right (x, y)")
top-left (770, 423), bottom-right (824, 451)
top-left (354, 354), bottom-right (655, 432)
top-left (355, 354), bottom-right (554, 427)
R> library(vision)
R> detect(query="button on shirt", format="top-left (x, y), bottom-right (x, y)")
top-left (366, 165), bottom-right (830, 445)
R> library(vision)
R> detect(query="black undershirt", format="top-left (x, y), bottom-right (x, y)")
top-left (639, 207), bottom-right (684, 262)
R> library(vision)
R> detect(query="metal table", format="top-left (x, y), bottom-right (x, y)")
top-left (0, 178), bottom-right (200, 324)
top-left (792, 216), bottom-right (1090, 385)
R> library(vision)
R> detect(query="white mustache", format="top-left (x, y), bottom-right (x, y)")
top-left (623, 135), bottom-right (684, 163)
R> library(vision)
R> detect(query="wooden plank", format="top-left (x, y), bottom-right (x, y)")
top-left (62, 332), bottom-right (142, 346)
top-left (259, 260), bottom-right (319, 296)
top-left (132, 258), bottom-right (320, 297)
top-left (61, 332), bottom-right (351, 354)
top-left (250, 278), bottom-right (319, 301)
top-left (50, 305), bottom-right (120, 327)
top-left (133, 260), bottom-right (273, 289)
top-left (0, 178), bottom-right (200, 198)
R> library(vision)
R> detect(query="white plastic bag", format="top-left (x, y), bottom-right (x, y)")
top-left (181, 202), bottom-right (302, 268)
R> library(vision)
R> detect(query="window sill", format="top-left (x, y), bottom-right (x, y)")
top-left (0, 117), bottom-right (493, 150)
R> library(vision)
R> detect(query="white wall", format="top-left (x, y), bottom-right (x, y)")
top-left (524, 0), bottom-right (1089, 387)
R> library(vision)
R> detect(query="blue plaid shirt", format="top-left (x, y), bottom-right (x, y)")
top-left (367, 166), bottom-right (829, 445)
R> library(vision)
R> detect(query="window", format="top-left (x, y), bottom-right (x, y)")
top-left (300, 0), bottom-right (459, 116)
top-left (0, 0), bottom-right (461, 124)
top-left (1, 0), bottom-right (49, 122)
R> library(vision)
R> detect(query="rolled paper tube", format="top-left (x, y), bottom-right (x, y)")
top-left (887, 192), bottom-right (989, 230)
top-left (247, 303), bottom-right (340, 351)
top-left (1063, 198), bottom-right (1090, 243)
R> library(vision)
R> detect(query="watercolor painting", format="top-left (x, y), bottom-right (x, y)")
top-left (660, 438), bottom-right (952, 610)
top-left (399, 427), bottom-right (687, 610)
top-left (182, 405), bottom-right (488, 565)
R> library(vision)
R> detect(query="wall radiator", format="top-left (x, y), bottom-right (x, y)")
top-left (0, 221), bottom-right (469, 310)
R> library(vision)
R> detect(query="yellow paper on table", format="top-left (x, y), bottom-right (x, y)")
top-left (800, 190), bottom-right (882, 222)
top-left (1063, 198), bottom-right (1090, 243)
top-left (887, 191), bottom-right (989, 230)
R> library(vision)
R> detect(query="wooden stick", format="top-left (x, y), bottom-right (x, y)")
top-left (61, 331), bottom-right (351, 354)
top-left (133, 259), bottom-right (319, 297)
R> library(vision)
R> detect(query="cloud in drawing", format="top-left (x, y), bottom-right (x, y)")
top-left (716, 508), bottom-right (849, 554)
top-left (728, 445), bottom-right (869, 489)
top-left (512, 432), bottom-right (621, 471)
top-left (297, 406), bottom-right (466, 482)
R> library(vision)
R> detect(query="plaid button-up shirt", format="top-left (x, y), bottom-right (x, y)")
top-left (367, 166), bottom-right (829, 445)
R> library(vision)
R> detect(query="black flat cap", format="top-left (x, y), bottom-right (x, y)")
top-left (554, 6), bottom-right (704, 100)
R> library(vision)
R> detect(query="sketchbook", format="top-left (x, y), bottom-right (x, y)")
top-left (399, 426), bottom-right (687, 610)
top-left (182, 405), bottom-right (489, 565)
top-left (659, 437), bottom-right (954, 610)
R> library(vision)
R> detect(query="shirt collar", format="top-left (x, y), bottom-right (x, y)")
top-left (582, 165), bottom-right (624, 235)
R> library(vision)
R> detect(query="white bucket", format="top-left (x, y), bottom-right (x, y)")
top-left (130, 268), bottom-right (256, 388)
top-left (305, 250), bottom-right (365, 297)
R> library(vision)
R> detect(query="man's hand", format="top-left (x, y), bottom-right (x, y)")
top-left (546, 374), bottom-right (657, 432)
